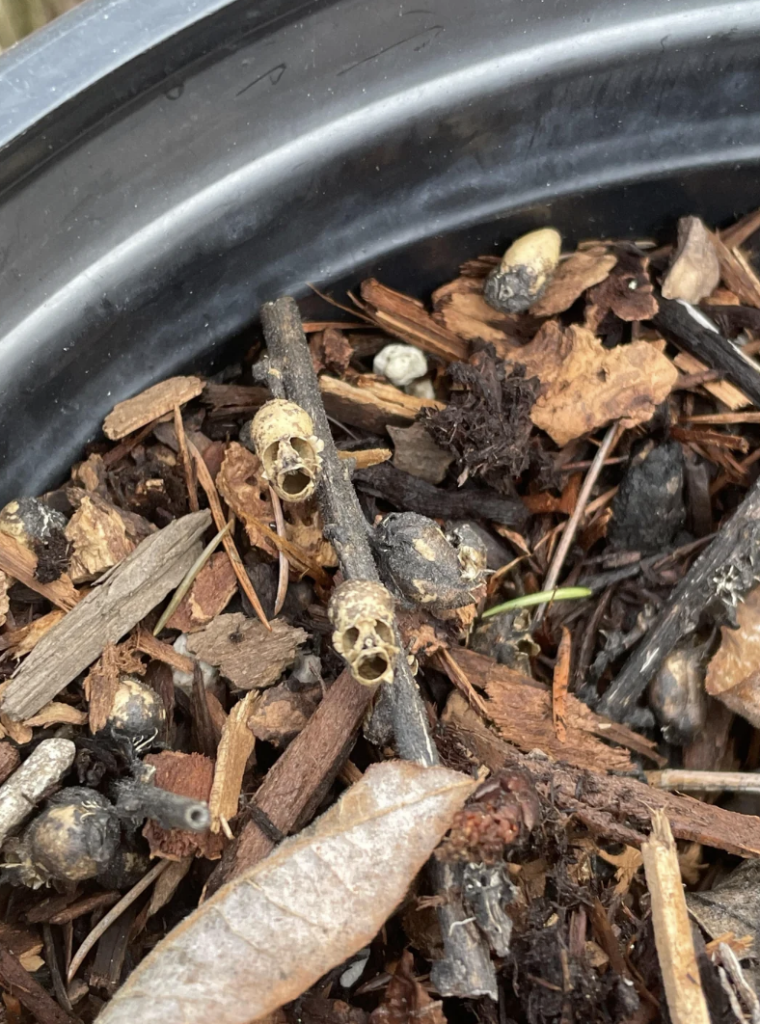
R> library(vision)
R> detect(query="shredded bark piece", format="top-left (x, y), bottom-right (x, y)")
top-left (166, 551), bottom-right (238, 633)
top-left (103, 376), bottom-right (204, 440)
top-left (65, 494), bottom-right (154, 583)
top-left (185, 612), bottom-right (308, 690)
top-left (142, 752), bottom-right (224, 860)
top-left (531, 246), bottom-right (617, 316)
top-left (209, 692), bottom-right (257, 833)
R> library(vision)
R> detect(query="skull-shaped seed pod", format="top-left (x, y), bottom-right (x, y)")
top-left (328, 579), bottom-right (399, 686)
top-left (105, 675), bottom-right (166, 745)
top-left (445, 522), bottom-right (488, 584)
top-left (373, 512), bottom-right (473, 610)
top-left (26, 787), bottom-right (119, 884)
top-left (649, 643), bottom-right (708, 744)
top-left (241, 399), bottom-right (323, 503)
top-left (483, 228), bottom-right (561, 314)
top-left (0, 497), bottom-right (67, 552)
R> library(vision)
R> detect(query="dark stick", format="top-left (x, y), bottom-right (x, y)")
top-left (260, 298), bottom-right (436, 765)
top-left (598, 476), bottom-right (760, 722)
top-left (653, 296), bottom-right (760, 407)
top-left (260, 298), bottom-right (496, 998)
top-left (354, 462), bottom-right (528, 527)
top-left (0, 943), bottom-right (74, 1024)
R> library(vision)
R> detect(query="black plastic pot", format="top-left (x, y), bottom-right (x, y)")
top-left (2, 0), bottom-right (760, 505)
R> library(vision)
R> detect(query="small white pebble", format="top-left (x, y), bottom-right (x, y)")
top-left (172, 634), bottom-right (217, 694)
top-left (405, 377), bottom-right (436, 400)
top-left (373, 343), bottom-right (428, 387)
top-left (340, 952), bottom-right (370, 988)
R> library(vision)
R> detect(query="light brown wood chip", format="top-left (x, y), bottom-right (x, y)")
top-left (103, 377), bottom-right (204, 440)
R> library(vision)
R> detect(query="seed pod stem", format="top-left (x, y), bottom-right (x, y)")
top-left (115, 780), bottom-right (211, 832)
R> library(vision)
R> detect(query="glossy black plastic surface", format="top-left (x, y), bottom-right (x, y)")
top-left (1, 0), bottom-right (760, 503)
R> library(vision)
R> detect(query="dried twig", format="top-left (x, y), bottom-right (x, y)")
top-left (269, 487), bottom-right (289, 616)
top-left (173, 404), bottom-right (200, 514)
top-left (553, 626), bottom-right (571, 742)
top-left (534, 423), bottom-right (619, 622)
top-left (641, 811), bottom-right (710, 1024)
top-left (648, 769), bottom-right (760, 793)
top-left (67, 859), bottom-right (170, 984)
top-left (0, 942), bottom-right (74, 1024)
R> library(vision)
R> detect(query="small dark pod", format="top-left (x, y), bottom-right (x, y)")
top-left (26, 787), bottom-right (119, 884)
top-left (609, 441), bottom-right (685, 554)
top-left (373, 512), bottom-right (472, 610)
top-left (649, 643), bottom-right (708, 744)
top-left (444, 521), bottom-right (488, 584)
top-left (96, 847), bottom-right (151, 890)
top-left (105, 676), bottom-right (166, 745)
top-left (483, 228), bottom-right (561, 314)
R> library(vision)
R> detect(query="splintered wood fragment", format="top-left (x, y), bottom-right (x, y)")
top-left (642, 811), bottom-right (711, 1024)
top-left (103, 376), bottom-right (204, 440)
top-left (0, 944), bottom-right (74, 1024)
top-left (431, 276), bottom-right (538, 351)
top-left (711, 232), bottom-right (760, 309)
top-left (553, 626), bottom-right (571, 741)
top-left (2, 611), bottom-right (66, 659)
top-left (661, 217), bottom-right (720, 304)
top-left (189, 439), bottom-right (270, 629)
top-left (186, 613), bottom-right (308, 690)
top-left (655, 296), bottom-right (760, 408)
top-left (0, 511), bottom-right (211, 721)
top-left (531, 246), bottom-right (618, 316)
top-left (320, 375), bottom-right (442, 434)
top-left (359, 278), bottom-right (469, 361)
top-left (65, 495), bottom-right (154, 584)
top-left (205, 669), bottom-right (372, 894)
top-left (174, 405), bottom-right (200, 513)
top-left (165, 551), bottom-right (237, 632)
top-left (134, 627), bottom-right (195, 673)
top-left (209, 692), bottom-right (257, 832)
top-left (450, 647), bottom-right (648, 772)
top-left (0, 532), bottom-right (79, 611)
top-left (336, 447), bottom-right (392, 469)
top-left (142, 752), bottom-right (223, 861)
top-left (673, 352), bottom-right (750, 409)
top-left (599, 474), bottom-right (760, 722)
top-left (444, 693), bottom-right (760, 856)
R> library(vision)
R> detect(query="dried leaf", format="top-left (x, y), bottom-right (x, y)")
top-left (370, 950), bottom-right (445, 1024)
top-left (142, 752), bottom-right (224, 861)
top-left (166, 552), bottom-right (238, 633)
top-left (99, 761), bottom-right (474, 1024)
top-left (514, 322), bottom-right (678, 446)
top-left (661, 217), bottom-right (720, 304)
top-left (216, 443), bottom-right (276, 557)
top-left (84, 641), bottom-right (145, 734)
top-left (597, 845), bottom-right (643, 895)
top-left (65, 495), bottom-right (154, 583)
top-left (0, 571), bottom-right (7, 628)
top-left (706, 585), bottom-right (760, 726)
top-left (284, 503), bottom-right (338, 570)
top-left (585, 245), bottom-right (658, 327)
top-left (209, 693), bottom-right (257, 832)
top-left (103, 376), bottom-right (204, 440)
top-left (387, 423), bottom-right (455, 485)
top-left (186, 613), bottom-right (308, 690)
top-left (530, 246), bottom-right (618, 317)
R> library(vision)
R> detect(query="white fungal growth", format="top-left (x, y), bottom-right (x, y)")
top-left (373, 344), bottom-right (428, 388)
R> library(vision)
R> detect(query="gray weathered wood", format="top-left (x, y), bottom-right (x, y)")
top-left (1, 511), bottom-right (211, 720)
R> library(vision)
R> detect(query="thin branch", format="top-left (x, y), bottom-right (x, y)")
top-left (269, 487), bottom-right (289, 616)
top-left (174, 404), bottom-right (200, 513)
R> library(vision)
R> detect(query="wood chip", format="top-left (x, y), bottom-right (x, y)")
top-left (511, 322), bottom-right (678, 446)
top-left (22, 703), bottom-right (88, 730)
top-left (642, 811), bottom-right (710, 1024)
top-left (103, 377), bottom-right (205, 440)
top-left (711, 233), bottom-right (760, 309)
top-left (166, 551), bottom-right (238, 633)
top-left (552, 626), bottom-right (571, 742)
top-left (449, 648), bottom-right (653, 772)
top-left (359, 278), bottom-right (469, 361)
top-left (431, 276), bottom-right (538, 351)
top-left (661, 217), bottom-right (720, 304)
top-left (142, 752), bottom-right (224, 861)
top-left (0, 511), bottom-right (211, 721)
top-left (320, 375), bottom-right (443, 435)
top-left (337, 447), bottom-right (392, 470)
top-left (215, 443), bottom-right (276, 557)
top-left (0, 742), bottom-right (20, 786)
top-left (133, 628), bottom-right (195, 674)
top-left (246, 683), bottom-right (319, 748)
top-left (186, 613), bottom-right (308, 690)
top-left (706, 585), bottom-right (760, 726)
top-left (65, 494), bottom-right (154, 583)
top-left (673, 351), bottom-right (750, 410)
top-left (209, 692), bottom-right (257, 833)
top-left (530, 246), bottom-right (618, 316)
top-left (2, 611), bottom-right (65, 659)
top-left (387, 422), bottom-right (455, 485)
top-left (0, 532), bottom-right (80, 612)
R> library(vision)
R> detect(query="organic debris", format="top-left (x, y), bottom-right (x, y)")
top-left (5, 209), bottom-right (760, 1024)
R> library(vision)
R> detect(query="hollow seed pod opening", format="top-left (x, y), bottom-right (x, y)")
top-left (328, 580), bottom-right (399, 686)
top-left (484, 227), bottom-right (562, 314)
top-left (245, 399), bottom-right (323, 502)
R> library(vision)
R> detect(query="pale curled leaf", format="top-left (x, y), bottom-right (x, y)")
top-left (97, 762), bottom-right (475, 1024)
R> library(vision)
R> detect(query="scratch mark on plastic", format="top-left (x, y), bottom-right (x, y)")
top-left (236, 63), bottom-right (287, 98)
top-left (337, 26), bottom-right (443, 76)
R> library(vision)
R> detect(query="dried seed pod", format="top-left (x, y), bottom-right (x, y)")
top-left (373, 512), bottom-right (473, 609)
top-left (105, 676), bottom-right (166, 745)
top-left (242, 399), bottom-right (323, 502)
top-left (26, 787), bottom-right (119, 884)
top-left (484, 228), bottom-right (561, 313)
top-left (445, 522), bottom-right (488, 584)
top-left (328, 579), bottom-right (399, 686)
top-left (649, 643), bottom-right (708, 744)
top-left (0, 497), bottom-right (67, 552)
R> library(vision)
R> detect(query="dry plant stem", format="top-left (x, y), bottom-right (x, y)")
top-left (0, 943), bottom-right (74, 1024)
top-left (173, 404), bottom-right (200, 514)
top-left (648, 769), bottom-right (760, 793)
top-left (153, 521), bottom-right (231, 635)
top-left (534, 423), bottom-right (619, 623)
top-left (67, 859), bottom-right (170, 984)
top-left (1, 511), bottom-right (211, 720)
top-left (260, 297), bottom-right (435, 766)
top-left (188, 439), bottom-right (270, 629)
top-left (0, 739), bottom-right (75, 846)
top-left (269, 486), bottom-right (289, 615)
top-left (641, 811), bottom-right (710, 1024)
top-left (599, 474), bottom-right (760, 721)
